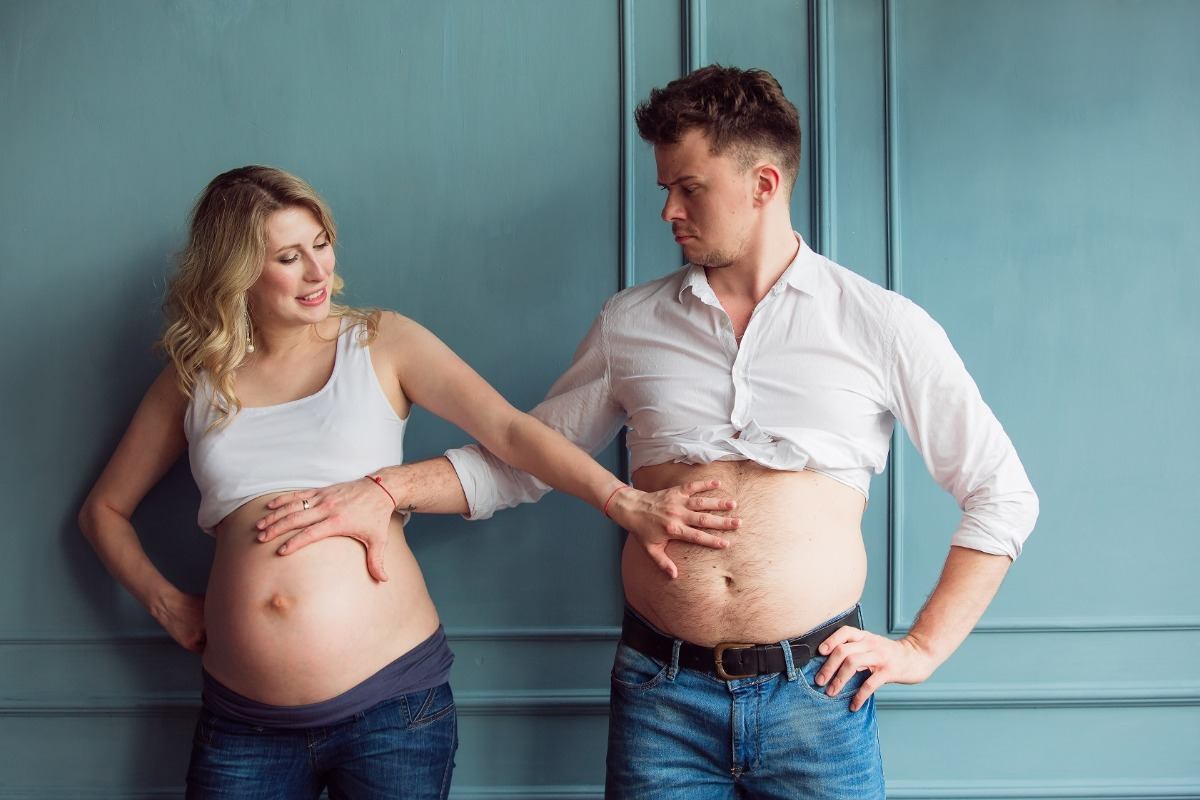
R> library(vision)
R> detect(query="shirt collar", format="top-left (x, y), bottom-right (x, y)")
top-left (677, 233), bottom-right (822, 303)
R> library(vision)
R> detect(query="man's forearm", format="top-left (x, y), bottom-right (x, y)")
top-left (906, 545), bottom-right (1011, 668)
top-left (375, 457), bottom-right (469, 515)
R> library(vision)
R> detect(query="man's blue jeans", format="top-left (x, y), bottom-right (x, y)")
top-left (185, 682), bottom-right (457, 799)
top-left (605, 608), bottom-right (885, 799)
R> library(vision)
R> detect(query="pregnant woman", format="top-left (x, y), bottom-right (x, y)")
top-left (77, 166), bottom-right (739, 799)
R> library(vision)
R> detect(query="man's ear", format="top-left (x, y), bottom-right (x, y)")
top-left (753, 163), bottom-right (782, 206)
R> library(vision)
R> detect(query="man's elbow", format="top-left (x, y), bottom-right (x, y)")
top-left (959, 485), bottom-right (1040, 560)
top-left (1012, 485), bottom-right (1040, 546)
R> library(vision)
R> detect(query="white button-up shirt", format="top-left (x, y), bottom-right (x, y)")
top-left (446, 237), bottom-right (1038, 559)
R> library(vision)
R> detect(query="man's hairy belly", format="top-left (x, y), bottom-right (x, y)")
top-left (627, 462), bottom-right (868, 646)
top-left (201, 492), bottom-right (439, 706)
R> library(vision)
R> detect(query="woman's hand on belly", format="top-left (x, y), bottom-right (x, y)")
top-left (254, 478), bottom-right (396, 582)
top-left (625, 463), bottom-right (868, 644)
top-left (604, 479), bottom-right (741, 579)
top-left (203, 494), bottom-right (440, 705)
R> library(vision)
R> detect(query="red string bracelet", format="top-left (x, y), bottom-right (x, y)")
top-left (602, 484), bottom-right (631, 519)
top-left (366, 475), bottom-right (398, 509)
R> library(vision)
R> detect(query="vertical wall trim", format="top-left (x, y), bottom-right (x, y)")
top-left (875, 3), bottom-right (1198, 635)
top-left (682, 0), bottom-right (707, 72)
top-left (619, 0), bottom-right (635, 293)
top-left (882, 0), bottom-right (906, 633)
top-left (883, 0), bottom-right (901, 297)
top-left (616, 0), bottom-right (635, 530)
top-left (809, 0), bottom-right (835, 259)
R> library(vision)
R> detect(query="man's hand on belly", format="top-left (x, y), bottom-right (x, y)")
top-left (254, 478), bottom-right (396, 582)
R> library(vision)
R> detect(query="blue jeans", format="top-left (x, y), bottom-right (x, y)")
top-left (605, 610), bottom-right (885, 799)
top-left (186, 682), bottom-right (457, 799)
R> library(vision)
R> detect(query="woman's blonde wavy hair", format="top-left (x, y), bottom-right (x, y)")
top-left (159, 165), bottom-right (377, 429)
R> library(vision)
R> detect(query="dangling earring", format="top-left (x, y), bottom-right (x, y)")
top-left (245, 313), bottom-right (255, 354)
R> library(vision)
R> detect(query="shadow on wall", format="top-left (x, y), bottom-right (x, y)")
top-left (57, 240), bottom-right (213, 787)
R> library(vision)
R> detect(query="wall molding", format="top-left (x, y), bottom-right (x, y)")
top-left (881, 681), bottom-right (1200, 710)
top-left (877, 0), bottom-right (1199, 637)
top-left (5, 682), bottom-right (1197, 717)
top-left (682, 0), bottom-right (706, 72)
top-left (885, 780), bottom-right (1200, 800)
top-left (809, 0), bottom-right (836, 259)
top-left (452, 789), bottom-right (601, 799)
top-left (3, 779), bottom-right (1197, 800)
top-left (0, 689), bottom-right (610, 719)
top-left (0, 626), bottom-right (624, 647)
top-left (889, 614), bottom-right (1200, 635)
top-left (619, 0), bottom-right (635, 293)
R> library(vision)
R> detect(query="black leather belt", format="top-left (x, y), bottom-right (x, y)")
top-left (620, 606), bottom-right (861, 681)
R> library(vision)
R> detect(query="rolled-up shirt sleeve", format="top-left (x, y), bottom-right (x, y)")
top-left (887, 297), bottom-right (1039, 559)
top-left (443, 300), bottom-right (627, 520)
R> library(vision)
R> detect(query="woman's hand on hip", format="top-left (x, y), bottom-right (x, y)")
top-left (606, 479), bottom-right (739, 579)
top-left (254, 479), bottom-right (395, 582)
top-left (151, 590), bottom-right (206, 654)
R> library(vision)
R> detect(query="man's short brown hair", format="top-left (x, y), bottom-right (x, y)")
top-left (635, 65), bottom-right (801, 192)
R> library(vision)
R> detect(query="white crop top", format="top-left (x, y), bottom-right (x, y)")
top-left (184, 318), bottom-right (407, 534)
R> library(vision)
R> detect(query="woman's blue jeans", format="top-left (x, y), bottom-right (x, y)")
top-left (185, 682), bottom-right (457, 799)
top-left (605, 610), bottom-right (885, 799)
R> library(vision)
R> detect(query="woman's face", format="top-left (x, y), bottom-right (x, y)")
top-left (248, 206), bottom-right (335, 330)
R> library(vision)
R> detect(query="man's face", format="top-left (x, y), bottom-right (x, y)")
top-left (654, 128), bottom-right (757, 269)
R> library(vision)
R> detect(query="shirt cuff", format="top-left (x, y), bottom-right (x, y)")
top-left (443, 446), bottom-right (495, 521)
top-left (949, 527), bottom-right (1020, 560)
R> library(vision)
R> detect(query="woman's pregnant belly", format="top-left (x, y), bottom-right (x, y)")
top-left (201, 492), bottom-right (440, 706)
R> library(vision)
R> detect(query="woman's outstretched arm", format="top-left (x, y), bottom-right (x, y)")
top-left (257, 312), bottom-right (739, 580)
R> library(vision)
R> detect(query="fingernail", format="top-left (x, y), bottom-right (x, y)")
top-left (277, 545), bottom-right (287, 555)
top-left (257, 533), bottom-right (266, 542)
top-left (820, 645), bottom-right (829, 654)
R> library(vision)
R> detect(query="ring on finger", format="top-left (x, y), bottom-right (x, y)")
top-left (302, 499), bottom-right (311, 510)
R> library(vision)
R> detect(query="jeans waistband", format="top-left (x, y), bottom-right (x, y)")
top-left (201, 625), bottom-right (454, 729)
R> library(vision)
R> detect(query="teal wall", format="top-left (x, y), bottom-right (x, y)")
top-left (2, 1), bottom-right (1197, 797)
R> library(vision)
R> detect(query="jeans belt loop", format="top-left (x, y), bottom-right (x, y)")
top-left (667, 639), bottom-right (682, 681)
top-left (790, 641), bottom-right (813, 670)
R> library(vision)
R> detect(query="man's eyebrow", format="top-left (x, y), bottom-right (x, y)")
top-left (657, 175), bottom-right (701, 188)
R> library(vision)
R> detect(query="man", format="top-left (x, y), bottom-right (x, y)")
top-left (257, 66), bottom-right (1038, 798)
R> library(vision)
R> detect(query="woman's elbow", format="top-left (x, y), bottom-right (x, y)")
top-left (78, 493), bottom-right (118, 544)
top-left (77, 497), bottom-right (99, 542)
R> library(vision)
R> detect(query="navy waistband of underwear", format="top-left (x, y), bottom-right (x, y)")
top-left (201, 625), bottom-right (454, 729)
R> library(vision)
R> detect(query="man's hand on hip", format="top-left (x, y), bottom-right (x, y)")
top-left (254, 478), bottom-right (396, 582)
top-left (813, 626), bottom-right (937, 712)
